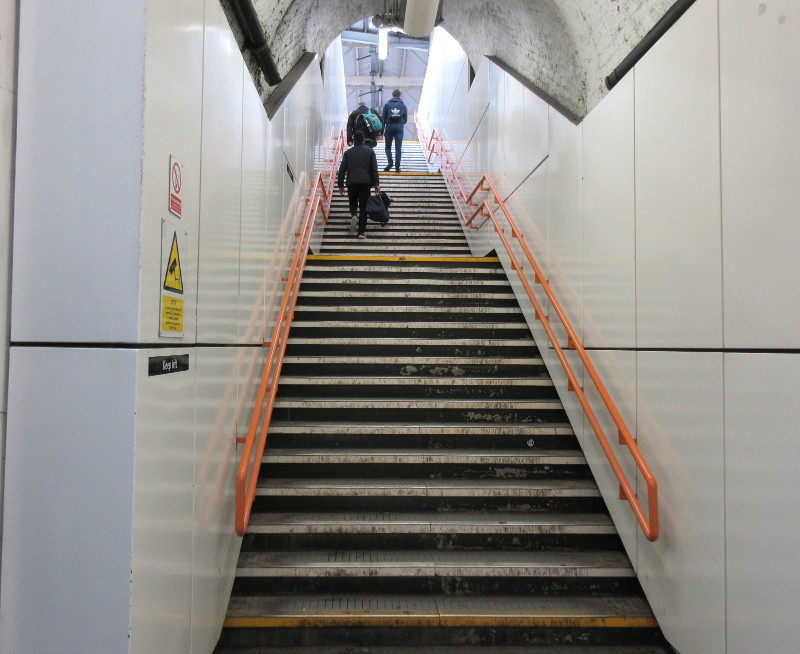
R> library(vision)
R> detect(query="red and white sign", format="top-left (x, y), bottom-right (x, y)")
top-left (169, 155), bottom-right (183, 218)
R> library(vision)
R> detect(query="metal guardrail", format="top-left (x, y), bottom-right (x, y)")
top-left (416, 115), bottom-right (659, 541)
top-left (235, 130), bottom-right (345, 536)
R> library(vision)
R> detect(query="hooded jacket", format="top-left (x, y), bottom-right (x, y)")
top-left (382, 97), bottom-right (408, 127)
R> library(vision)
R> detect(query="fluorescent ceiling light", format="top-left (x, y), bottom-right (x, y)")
top-left (378, 27), bottom-right (388, 60)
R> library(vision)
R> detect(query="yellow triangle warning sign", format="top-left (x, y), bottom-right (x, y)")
top-left (163, 232), bottom-right (183, 294)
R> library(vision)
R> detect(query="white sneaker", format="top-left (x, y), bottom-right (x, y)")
top-left (349, 216), bottom-right (358, 235)
top-left (357, 233), bottom-right (367, 239)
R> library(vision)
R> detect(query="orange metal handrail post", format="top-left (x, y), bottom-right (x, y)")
top-left (415, 121), bottom-right (658, 541)
top-left (235, 132), bottom-right (344, 536)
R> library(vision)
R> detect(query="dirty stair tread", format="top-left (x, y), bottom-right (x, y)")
top-left (266, 422), bottom-right (574, 435)
top-left (224, 593), bottom-right (655, 621)
top-left (246, 511), bottom-right (615, 534)
top-left (275, 375), bottom-right (552, 386)
top-left (217, 647), bottom-right (670, 654)
top-left (262, 448), bottom-right (586, 464)
top-left (255, 478), bottom-right (599, 497)
top-left (273, 398), bottom-right (562, 409)
top-left (235, 550), bottom-right (635, 577)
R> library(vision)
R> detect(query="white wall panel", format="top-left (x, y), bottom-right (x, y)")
top-left (130, 348), bottom-right (196, 653)
top-left (518, 81), bottom-right (549, 194)
top-left (240, 83), bottom-right (269, 344)
top-left (509, 165), bottom-right (550, 357)
top-left (191, 347), bottom-right (243, 651)
top-left (495, 72), bottom-right (525, 198)
top-left (581, 73), bottom-right (636, 349)
top-left (720, 1), bottom-right (800, 348)
top-left (0, 0), bottom-right (16, 93)
top-left (140, 0), bottom-right (205, 344)
top-left (197, 10), bottom-right (244, 344)
top-left (281, 65), bottom-right (317, 187)
top-left (11, 2), bottom-right (146, 343)
top-left (636, 351), bottom-right (725, 654)
top-left (455, 60), bottom-right (489, 207)
top-left (543, 108), bottom-right (583, 428)
top-left (547, 107), bottom-right (582, 345)
top-left (485, 64), bottom-right (505, 195)
top-left (322, 37), bottom-right (348, 143)
top-left (419, 28), bottom-right (470, 147)
top-left (0, 87), bottom-right (12, 411)
top-left (1, 348), bottom-right (137, 654)
top-left (439, 54), bottom-right (470, 147)
top-left (0, 0), bottom-right (13, 419)
top-left (634, 0), bottom-right (722, 349)
top-left (264, 112), bottom-right (287, 338)
top-left (724, 353), bottom-right (800, 653)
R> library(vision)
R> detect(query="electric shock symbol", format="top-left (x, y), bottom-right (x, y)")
top-left (163, 232), bottom-right (183, 294)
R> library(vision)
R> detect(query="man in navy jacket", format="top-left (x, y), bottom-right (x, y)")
top-left (381, 89), bottom-right (408, 172)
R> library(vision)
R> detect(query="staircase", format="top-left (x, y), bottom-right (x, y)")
top-left (215, 142), bottom-right (671, 652)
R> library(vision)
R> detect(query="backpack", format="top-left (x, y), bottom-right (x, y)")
top-left (387, 105), bottom-right (403, 123)
top-left (359, 110), bottom-right (382, 135)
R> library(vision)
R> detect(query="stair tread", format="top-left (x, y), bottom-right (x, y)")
top-left (281, 356), bottom-right (543, 364)
top-left (274, 398), bottom-right (560, 407)
top-left (225, 593), bottom-right (654, 620)
top-left (267, 422), bottom-right (573, 434)
top-left (247, 512), bottom-right (614, 533)
top-left (235, 550), bottom-right (635, 576)
top-left (263, 448), bottom-right (586, 465)
top-left (276, 376), bottom-right (551, 386)
top-left (297, 288), bottom-right (516, 300)
top-left (256, 478), bottom-right (598, 496)
top-left (217, 647), bottom-right (670, 654)
top-left (286, 337), bottom-right (532, 346)
top-left (290, 321), bottom-right (525, 328)
top-left (264, 448), bottom-right (584, 461)
top-left (293, 304), bottom-right (523, 312)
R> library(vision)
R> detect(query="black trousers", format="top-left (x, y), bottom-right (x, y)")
top-left (347, 183), bottom-right (372, 234)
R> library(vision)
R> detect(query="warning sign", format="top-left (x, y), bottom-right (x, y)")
top-left (163, 232), bottom-right (183, 294)
top-left (160, 221), bottom-right (187, 338)
top-left (169, 155), bottom-right (183, 218)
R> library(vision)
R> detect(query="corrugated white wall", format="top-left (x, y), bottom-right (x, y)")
top-left (418, 1), bottom-right (800, 651)
top-left (1, 1), bottom-right (347, 652)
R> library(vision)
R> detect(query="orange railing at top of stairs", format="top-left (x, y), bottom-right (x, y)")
top-left (415, 114), bottom-right (659, 541)
top-left (235, 129), bottom-right (346, 537)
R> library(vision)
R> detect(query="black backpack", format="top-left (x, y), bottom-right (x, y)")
top-left (386, 105), bottom-right (403, 123)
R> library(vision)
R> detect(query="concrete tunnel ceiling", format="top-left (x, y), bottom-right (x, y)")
top-left (231, 0), bottom-right (677, 120)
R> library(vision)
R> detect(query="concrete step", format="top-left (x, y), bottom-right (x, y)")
top-left (235, 550), bottom-right (634, 578)
top-left (254, 478), bottom-right (598, 498)
top-left (246, 512), bottom-right (615, 535)
top-left (261, 448), bottom-right (586, 465)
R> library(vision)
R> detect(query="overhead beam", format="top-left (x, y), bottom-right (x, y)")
top-left (346, 76), bottom-right (425, 87)
top-left (340, 30), bottom-right (429, 52)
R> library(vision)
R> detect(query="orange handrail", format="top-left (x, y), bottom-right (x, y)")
top-left (416, 115), bottom-right (659, 541)
top-left (235, 131), bottom-right (345, 536)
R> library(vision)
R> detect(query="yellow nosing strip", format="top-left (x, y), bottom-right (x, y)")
top-left (224, 613), bottom-right (659, 629)
top-left (307, 255), bottom-right (500, 263)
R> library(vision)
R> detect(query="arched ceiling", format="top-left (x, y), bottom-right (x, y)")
top-left (234, 0), bottom-right (676, 120)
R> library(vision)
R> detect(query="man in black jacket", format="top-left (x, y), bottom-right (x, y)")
top-left (337, 131), bottom-right (381, 239)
